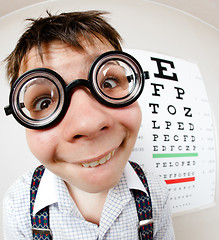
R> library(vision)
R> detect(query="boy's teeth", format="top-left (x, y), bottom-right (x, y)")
top-left (89, 161), bottom-right (99, 167)
top-left (106, 153), bottom-right (111, 161)
top-left (82, 162), bottom-right (90, 168)
top-left (99, 157), bottom-right (107, 165)
top-left (81, 150), bottom-right (115, 168)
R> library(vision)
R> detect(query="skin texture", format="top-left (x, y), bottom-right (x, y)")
top-left (21, 38), bottom-right (142, 224)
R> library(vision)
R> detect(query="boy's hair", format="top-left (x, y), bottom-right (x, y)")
top-left (5, 10), bottom-right (123, 87)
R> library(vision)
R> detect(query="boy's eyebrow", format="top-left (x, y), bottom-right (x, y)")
top-left (87, 51), bottom-right (112, 64)
top-left (87, 54), bottom-right (101, 63)
top-left (87, 53), bottom-right (120, 67)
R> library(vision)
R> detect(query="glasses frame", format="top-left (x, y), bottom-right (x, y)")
top-left (4, 51), bottom-right (148, 129)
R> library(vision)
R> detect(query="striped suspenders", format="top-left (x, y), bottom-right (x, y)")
top-left (130, 161), bottom-right (153, 239)
top-left (30, 162), bottom-right (153, 239)
top-left (30, 165), bottom-right (52, 240)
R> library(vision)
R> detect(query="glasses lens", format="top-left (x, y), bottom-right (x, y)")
top-left (90, 52), bottom-right (144, 107)
top-left (11, 70), bottom-right (65, 128)
top-left (19, 78), bottom-right (59, 119)
top-left (97, 60), bottom-right (135, 98)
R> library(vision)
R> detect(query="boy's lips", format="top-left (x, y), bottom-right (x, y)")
top-left (81, 149), bottom-right (116, 168)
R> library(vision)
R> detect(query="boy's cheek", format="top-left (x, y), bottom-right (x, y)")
top-left (119, 102), bottom-right (142, 132)
top-left (25, 128), bottom-right (57, 163)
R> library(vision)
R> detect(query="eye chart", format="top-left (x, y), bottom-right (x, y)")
top-left (128, 49), bottom-right (216, 214)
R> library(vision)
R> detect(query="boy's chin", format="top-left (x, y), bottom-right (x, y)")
top-left (80, 180), bottom-right (120, 194)
top-left (66, 167), bottom-right (123, 194)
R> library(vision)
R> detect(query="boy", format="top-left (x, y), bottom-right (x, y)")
top-left (3, 11), bottom-right (174, 239)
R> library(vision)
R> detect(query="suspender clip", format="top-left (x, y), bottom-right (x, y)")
top-left (139, 219), bottom-right (153, 240)
top-left (32, 228), bottom-right (53, 238)
top-left (139, 218), bottom-right (153, 228)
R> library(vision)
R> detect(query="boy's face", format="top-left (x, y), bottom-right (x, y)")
top-left (20, 38), bottom-right (142, 194)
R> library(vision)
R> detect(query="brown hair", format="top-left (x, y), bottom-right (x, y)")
top-left (5, 10), bottom-right (122, 86)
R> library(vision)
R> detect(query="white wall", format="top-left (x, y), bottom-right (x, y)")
top-left (1, 0), bottom-right (219, 239)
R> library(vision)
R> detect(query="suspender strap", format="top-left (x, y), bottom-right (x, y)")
top-left (130, 161), bottom-right (153, 240)
top-left (30, 165), bottom-right (52, 240)
top-left (30, 163), bottom-right (152, 240)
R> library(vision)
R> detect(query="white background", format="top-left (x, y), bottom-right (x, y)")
top-left (1, 0), bottom-right (219, 239)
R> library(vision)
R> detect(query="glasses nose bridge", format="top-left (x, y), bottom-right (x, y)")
top-left (66, 79), bottom-right (91, 97)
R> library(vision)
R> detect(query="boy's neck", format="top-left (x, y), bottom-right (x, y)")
top-left (66, 183), bottom-right (109, 225)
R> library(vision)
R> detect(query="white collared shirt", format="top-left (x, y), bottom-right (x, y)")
top-left (3, 162), bottom-right (175, 239)
top-left (33, 162), bottom-right (148, 216)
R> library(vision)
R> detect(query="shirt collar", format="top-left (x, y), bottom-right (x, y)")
top-left (33, 168), bottom-right (58, 216)
top-left (33, 161), bottom-right (148, 215)
top-left (124, 162), bottom-right (148, 195)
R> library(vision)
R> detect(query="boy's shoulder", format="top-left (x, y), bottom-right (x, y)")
top-left (138, 166), bottom-right (169, 207)
top-left (127, 162), bottom-right (169, 204)
top-left (3, 168), bottom-right (38, 239)
top-left (4, 168), bottom-right (35, 211)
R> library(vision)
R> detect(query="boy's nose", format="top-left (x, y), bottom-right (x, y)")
top-left (60, 88), bottom-right (113, 142)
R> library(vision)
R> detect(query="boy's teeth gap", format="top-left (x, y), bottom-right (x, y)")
top-left (81, 150), bottom-right (115, 168)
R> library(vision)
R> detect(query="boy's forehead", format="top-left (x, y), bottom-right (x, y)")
top-left (19, 39), bottom-right (115, 76)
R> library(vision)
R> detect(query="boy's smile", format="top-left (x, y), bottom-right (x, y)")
top-left (81, 149), bottom-right (115, 168)
top-left (21, 39), bottom-right (142, 195)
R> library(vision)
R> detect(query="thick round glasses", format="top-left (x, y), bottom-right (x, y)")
top-left (4, 51), bottom-right (147, 129)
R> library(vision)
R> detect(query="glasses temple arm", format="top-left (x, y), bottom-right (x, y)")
top-left (144, 71), bottom-right (150, 80)
top-left (4, 105), bottom-right (12, 116)
top-left (127, 71), bottom-right (150, 83)
top-left (4, 102), bottom-right (25, 116)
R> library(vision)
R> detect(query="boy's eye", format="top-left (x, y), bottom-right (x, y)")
top-left (32, 96), bottom-right (52, 112)
top-left (101, 78), bottom-right (118, 89)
